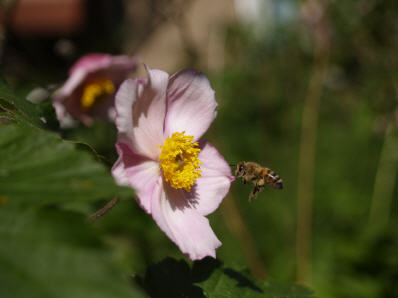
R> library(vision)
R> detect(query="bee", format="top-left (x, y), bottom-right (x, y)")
top-left (235, 161), bottom-right (283, 200)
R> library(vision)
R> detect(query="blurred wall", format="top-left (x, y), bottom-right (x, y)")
top-left (125, 0), bottom-right (237, 74)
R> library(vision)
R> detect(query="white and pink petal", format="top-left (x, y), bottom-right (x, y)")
top-left (115, 79), bottom-right (140, 137)
top-left (69, 53), bottom-right (113, 74)
top-left (164, 69), bottom-right (218, 140)
top-left (53, 101), bottom-right (77, 128)
top-left (151, 179), bottom-right (222, 260)
top-left (192, 141), bottom-right (234, 216)
top-left (112, 142), bottom-right (160, 213)
top-left (115, 67), bottom-right (168, 160)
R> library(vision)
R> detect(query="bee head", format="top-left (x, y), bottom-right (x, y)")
top-left (235, 162), bottom-right (246, 177)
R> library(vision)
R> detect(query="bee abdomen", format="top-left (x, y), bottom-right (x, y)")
top-left (263, 168), bottom-right (284, 189)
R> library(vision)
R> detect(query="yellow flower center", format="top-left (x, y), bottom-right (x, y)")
top-left (159, 132), bottom-right (202, 192)
top-left (81, 79), bottom-right (115, 110)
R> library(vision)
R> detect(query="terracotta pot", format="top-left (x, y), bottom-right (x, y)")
top-left (2, 0), bottom-right (86, 36)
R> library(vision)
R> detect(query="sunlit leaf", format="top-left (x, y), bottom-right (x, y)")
top-left (0, 125), bottom-right (132, 205)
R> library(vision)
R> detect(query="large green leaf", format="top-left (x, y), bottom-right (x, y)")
top-left (0, 77), bottom-right (49, 128)
top-left (138, 258), bottom-right (316, 298)
top-left (0, 125), bottom-right (132, 204)
top-left (0, 205), bottom-right (145, 298)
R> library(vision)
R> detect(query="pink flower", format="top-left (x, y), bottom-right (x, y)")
top-left (53, 53), bottom-right (138, 127)
top-left (112, 67), bottom-right (234, 260)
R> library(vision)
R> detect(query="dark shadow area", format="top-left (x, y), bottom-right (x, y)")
top-left (191, 256), bottom-right (222, 282)
top-left (136, 257), bottom-right (267, 297)
top-left (136, 257), bottom-right (205, 298)
top-left (223, 268), bottom-right (263, 293)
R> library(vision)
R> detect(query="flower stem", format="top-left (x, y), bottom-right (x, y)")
top-left (369, 121), bottom-right (398, 229)
top-left (88, 197), bottom-right (119, 223)
top-left (296, 1), bottom-right (330, 284)
top-left (220, 194), bottom-right (267, 280)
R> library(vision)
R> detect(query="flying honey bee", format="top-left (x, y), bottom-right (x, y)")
top-left (235, 161), bottom-right (283, 200)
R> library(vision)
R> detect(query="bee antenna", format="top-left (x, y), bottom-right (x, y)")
top-left (228, 163), bottom-right (236, 167)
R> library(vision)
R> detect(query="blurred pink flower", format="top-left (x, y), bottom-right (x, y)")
top-left (112, 67), bottom-right (234, 260)
top-left (53, 53), bottom-right (138, 127)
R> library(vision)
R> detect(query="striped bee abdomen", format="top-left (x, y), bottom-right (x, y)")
top-left (263, 168), bottom-right (284, 189)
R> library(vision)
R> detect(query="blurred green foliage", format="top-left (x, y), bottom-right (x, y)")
top-left (207, 1), bottom-right (398, 297)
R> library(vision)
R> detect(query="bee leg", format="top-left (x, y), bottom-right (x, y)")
top-left (249, 187), bottom-right (258, 201)
top-left (257, 179), bottom-right (265, 187)
top-left (249, 185), bottom-right (263, 201)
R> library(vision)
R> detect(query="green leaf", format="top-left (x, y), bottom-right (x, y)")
top-left (195, 259), bottom-right (316, 298)
top-left (138, 257), bottom-right (316, 298)
top-left (0, 205), bottom-right (145, 298)
top-left (0, 125), bottom-right (132, 205)
top-left (0, 77), bottom-right (48, 128)
top-left (192, 258), bottom-right (262, 297)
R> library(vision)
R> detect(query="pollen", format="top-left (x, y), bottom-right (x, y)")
top-left (81, 79), bottom-right (115, 110)
top-left (159, 132), bottom-right (202, 192)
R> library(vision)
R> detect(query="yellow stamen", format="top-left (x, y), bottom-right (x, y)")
top-left (81, 79), bottom-right (115, 110)
top-left (159, 132), bottom-right (202, 192)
